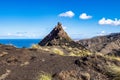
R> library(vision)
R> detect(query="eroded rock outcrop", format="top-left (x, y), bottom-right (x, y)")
top-left (39, 22), bottom-right (72, 46)
top-left (78, 33), bottom-right (120, 55)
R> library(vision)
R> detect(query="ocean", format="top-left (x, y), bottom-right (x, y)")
top-left (0, 39), bottom-right (41, 48)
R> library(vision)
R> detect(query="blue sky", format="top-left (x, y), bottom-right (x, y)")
top-left (0, 0), bottom-right (120, 39)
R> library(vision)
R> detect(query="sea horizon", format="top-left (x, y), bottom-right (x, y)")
top-left (0, 39), bottom-right (42, 48)
top-left (0, 38), bottom-right (83, 48)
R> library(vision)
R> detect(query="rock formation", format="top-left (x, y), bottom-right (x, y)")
top-left (39, 22), bottom-right (72, 46)
top-left (78, 33), bottom-right (120, 55)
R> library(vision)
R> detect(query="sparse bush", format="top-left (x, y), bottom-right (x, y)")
top-left (31, 44), bottom-right (41, 49)
top-left (69, 52), bottom-right (77, 56)
top-left (52, 48), bottom-right (64, 56)
top-left (81, 72), bottom-right (90, 80)
top-left (107, 65), bottom-right (120, 80)
top-left (104, 55), bottom-right (120, 61)
top-left (68, 47), bottom-right (72, 51)
top-left (31, 44), bottom-right (50, 52)
top-left (20, 61), bottom-right (29, 66)
top-left (0, 52), bottom-right (8, 57)
top-left (43, 48), bottom-right (50, 52)
top-left (37, 72), bottom-right (52, 80)
top-left (69, 50), bottom-right (92, 57)
top-left (31, 44), bottom-right (92, 57)
top-left (0, 69), bottom-right (11, 80)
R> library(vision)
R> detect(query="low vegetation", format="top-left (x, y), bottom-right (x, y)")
top-left (0, 69), bottom-right (11, 80)
top-left (31, 44), bottom-right (42, 49)
top-left (104, 55), bottom-right (120, 62)
top-left (31, 44), bottom-right (92, 57)
top-left (68, 50), bottom-right (92, 57)
top-left (107, 65), bottom-right (120, 80)
top-left (51, 48), bottom-right (64, 56)
top-left (0, 51), bottom-right (8, 57)
top-left (37, 72), bottom-right (52, 80)
top-left (94, 53), bottom-right (120, 62)
top-left (20, 61), bottom-right (29, 66)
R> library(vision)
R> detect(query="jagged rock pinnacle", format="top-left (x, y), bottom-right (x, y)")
top-left (39, 22), bottom-right (72, 46)
top-left (57, 22), bottom-right (62, 26)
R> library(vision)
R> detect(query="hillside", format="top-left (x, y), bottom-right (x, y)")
top-left (1, 44), bottom-right (120, 80)
top-left (38, 22), bottom-right (89, 56)
top-left (78, 33), bottom-right (120, 56)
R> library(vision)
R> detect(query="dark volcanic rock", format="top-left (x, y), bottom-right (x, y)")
top-left (39, 22), bottom-right (86, 50)
top-left (39, 22), bottom-right (72, 46)
top-left (78, 33), bottom-right (120, 55)
top-left (0, 44), bottom-right (120, 80)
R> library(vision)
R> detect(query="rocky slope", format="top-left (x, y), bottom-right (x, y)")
top-left (39, 22), bottom-right (85, 49)
top-left (78, 33), bottom-right (120, 55)
top-left (0, 44), bottom-right (120, 80)
top-left (38, 22), bottom-right (89, 56)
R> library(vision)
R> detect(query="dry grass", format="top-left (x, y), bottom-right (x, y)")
top-left (37, 72), bottom-right (52, 80)
top-left (0, 52), bottom-right (8, 57)
top-left (31, 44), bottom-right (41, 49)
top-left (51, 48), bottom-right (64, 56)
top-left (31, 44), bottom-right (64, 55)
top-left (104, 55), bottom-right (120, 62)
top-left (68, 50), bottom-right (92, 57)
top-left (0, 69), bottom-right (11, 80)
top-left (20, 61), bottom-right (29, 66)
top-left (62, 45), bottom-right (92, 57)
top-left (94, 53), bottom-right (120, 80)
top-left (31, 44), bottom-right (92, 57)
top-left (94, 53), bottom-right (120, 62)
top-left (107, 65), bottom-right (120, 80)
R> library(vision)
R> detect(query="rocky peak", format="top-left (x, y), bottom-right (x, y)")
top-left (39, 22), bottom-right (72, 46)
top-left (57, 22), bottom-right (62, 26)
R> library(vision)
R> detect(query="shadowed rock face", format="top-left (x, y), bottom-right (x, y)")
top-left (39, 22), bottom-right (72, 46)
top-left (78, 33), bottom-right (120, 55)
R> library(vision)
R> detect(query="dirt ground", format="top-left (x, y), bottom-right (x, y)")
top-left (0, 44), bottom-right (120, 80)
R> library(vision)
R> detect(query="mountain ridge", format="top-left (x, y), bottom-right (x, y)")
top-left (78, 32), bottom-right (120, 55)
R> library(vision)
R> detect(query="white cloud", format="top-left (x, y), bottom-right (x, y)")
top-left (97, 31), bottom-right (106, 36)
top-left (7, 33), bottom-right (12, 36)
top-left (0, 32), bottom-right (40, 38)
top-left (98, 18), bottom-right (120, 26)
top-left (79, 13), bottom-right (92, 20)
top-left (58, 11), bottom-right (75, 18)
top-left (62, 25), bottom-right (67, 30)
top-left (63, 27), bottom-right (67, 30)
